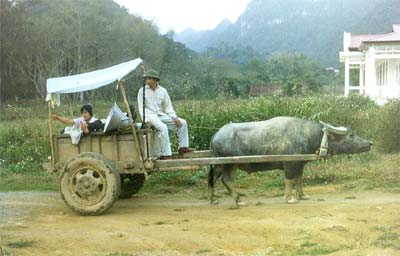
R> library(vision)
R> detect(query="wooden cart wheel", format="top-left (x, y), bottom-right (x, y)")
top-left (60, 152), bottom-right (121, 216)
top-left (119, 173), bottom-right (146, 199)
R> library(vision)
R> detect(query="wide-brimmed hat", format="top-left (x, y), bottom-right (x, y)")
top-left (144, 69), bottom-right (160, 81)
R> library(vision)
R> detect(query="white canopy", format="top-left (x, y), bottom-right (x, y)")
top-left (46, 58), bottom-right (143, 103)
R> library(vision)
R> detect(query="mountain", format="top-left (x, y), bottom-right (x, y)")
top-left (175, 0), bottom-right (400, 66)
top-left (174, 28), bottom-right (205, 48)
top-left (174, 19), bottom-right (232, 52)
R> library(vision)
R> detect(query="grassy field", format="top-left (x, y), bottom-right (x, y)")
top-left (139, 151), bottom-right (400, 200)
top-left (1, 96), bottom-right (400, 256)
top-left (0, 95), bottom-right (399, 194)
top-left (1, 152), bottom-right (399, 196)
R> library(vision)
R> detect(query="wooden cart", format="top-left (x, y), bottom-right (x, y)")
top-left (45, 59), bottom-right (322, 215)
top-left (51, 129), bottom-right (322, 215)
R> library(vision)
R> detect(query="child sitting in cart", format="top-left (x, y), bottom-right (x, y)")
top-left (51, 103), bottom-right (98, 134)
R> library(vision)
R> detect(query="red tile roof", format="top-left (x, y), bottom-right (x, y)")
top-left (350, 24), bottom-right (400, 50)
top-left (350, 35), bottom-right (383, 49)
top-left (364, 32), bottom-right (400, 43)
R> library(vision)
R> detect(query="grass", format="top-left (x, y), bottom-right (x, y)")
top-left (140, 151), bottom-right (400, 198)
top-left (295, 237), bottom-right (343, 256)
top-left (195, 249), bottom-right (212, 254)
top-left (103, 251), bottom-right (181, 256)
top-left (5, 240), bottom-right (35, 248)
top-left (0, 167), bottom-right (58, 191)
top-left (0, 150), bottom-right (399, 197)
top-left (0, 96), bottom-right (399, 194)
top-left (372, 225), bottom-right (400, 250)
top-left (105, 254), bottom-right (133, 256)
top-left (0, 246), bottom-right (11, 256)
top-left (154, 221), bottom-right (167, 225)
top-left (298, 247), bottom-right (339, 255)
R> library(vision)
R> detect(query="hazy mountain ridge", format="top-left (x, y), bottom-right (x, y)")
top-left (174, 19), bottom-right (232, 53)
top-left (175, 0), bottom-right (400, 66)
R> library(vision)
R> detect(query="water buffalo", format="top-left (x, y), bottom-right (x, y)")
top-left (208, 116), bottom-right (372, 208)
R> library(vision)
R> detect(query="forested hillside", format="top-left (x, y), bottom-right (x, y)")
top-left (176, 0), bottom-right (400, 66)
top-left (0, 0), bottom-right (197, 103)
top-left (1, 0), bottom-right (341, 103)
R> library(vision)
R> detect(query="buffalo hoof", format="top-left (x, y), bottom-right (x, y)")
top-left (210, 199), bottom-right (219, 205)
top-left (238, 201), bottom-right (248, 206)
top-left (298, 194), bottom-right (310, 200)
top-left (229, 203), bottom-right (239, 210)
top-left (286, 197), bottom-right (299, 204)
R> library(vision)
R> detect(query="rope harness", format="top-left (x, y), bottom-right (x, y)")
top-left (318, 121), bottom-right (348, 158)
top-left (190, 125), bottom-right (220, 130)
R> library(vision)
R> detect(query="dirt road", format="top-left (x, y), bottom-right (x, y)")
top-left (1, 190), bottom-right (399, 256)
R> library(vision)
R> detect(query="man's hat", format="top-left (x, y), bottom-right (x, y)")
top-left (144, 69), bottom-right (160, 81)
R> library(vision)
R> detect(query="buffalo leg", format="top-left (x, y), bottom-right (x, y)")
top-left (208, 165), bottom-right (224, 205)
top-left (295, 176), bottom-right (310, 200)
top-left (220, 164), bottom-right (240, 208)
top-left (284, 179), bottom-right (298, 204)
top-left (284, 163), bottom-right (304, 204)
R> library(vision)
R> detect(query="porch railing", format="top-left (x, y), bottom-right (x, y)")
top-left (368, 85), bottom-right (400, 99)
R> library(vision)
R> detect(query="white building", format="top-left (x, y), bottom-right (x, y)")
top-left (339, 24), bottom-right (400, 103)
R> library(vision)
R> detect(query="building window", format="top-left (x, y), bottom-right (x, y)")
top-left (376, 61), bottom-right (388, 86)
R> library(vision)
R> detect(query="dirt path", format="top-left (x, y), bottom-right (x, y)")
top-left (1, 191), bottom-right (399, 256)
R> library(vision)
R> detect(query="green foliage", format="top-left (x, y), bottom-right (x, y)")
top-left (176, 95), bottom-right (378, 149)
top-left (374, 232), bottom-right (400, 249)
top-left (298, 246), bottom-right (339, 255)
top-left (0, 0), bottom-right (341, 103)
top-left (0, 168), bottom-right (58, 191)
top-left (204, 43), bottom-right (262, 65)
top-left (0, 0), bottom-right (196, 102)
top-left (1, 95), bottom-right (398, 178)
top-left (5, 240), bottom-right (35, 249)
top-left (0, 119), bottom-right (49, 173)
top-left (243, 53), bottom-right (334, 96)
top-left (1, 96), bottom-right (399, 194)
top-left (264, 53), bottom-right (326, 96)
top-left (375, 100), bottom-right (400, 152)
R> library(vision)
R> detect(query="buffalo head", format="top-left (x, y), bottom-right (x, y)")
top-left (320, 121), bottom-right (372, 155)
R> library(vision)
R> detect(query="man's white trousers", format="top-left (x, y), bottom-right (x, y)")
top-left (152, 116), bottom-right (189, 156)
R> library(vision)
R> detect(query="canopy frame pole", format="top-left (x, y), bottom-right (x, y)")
top-left (139, 64), bottom-right (150, 158)
top-left (140, 64), bottom-right (147, 129)
top-left (66, 94), bottom-right (74, 118)
top-left (48, 101), bottom-right (55, 171)
top-left (118, 80), bottom-right (146, 172)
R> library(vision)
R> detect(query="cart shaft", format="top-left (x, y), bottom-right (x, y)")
top-left (155, 154), bottom-right (322, 169)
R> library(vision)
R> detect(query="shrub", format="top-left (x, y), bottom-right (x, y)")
top-left (0, 119), bottom-right (49, 173)
top-left (375, 99), bottom-right (400, 152)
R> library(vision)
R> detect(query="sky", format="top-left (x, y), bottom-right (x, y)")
top-left (113, 0), bottom-right (251, 34)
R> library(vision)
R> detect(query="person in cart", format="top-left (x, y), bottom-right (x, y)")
top-left (51, 103), bottom-right (97, 134)
top-left (137, 70), bottom-right (193, 159)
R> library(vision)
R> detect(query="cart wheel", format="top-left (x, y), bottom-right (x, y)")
top-left (119, 173), bottom-right (146, 199)
top-left (60, 152), bottom-right (121, 216)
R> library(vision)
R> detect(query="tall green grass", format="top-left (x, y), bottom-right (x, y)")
top-left (374, 100), bottom-right (400, 152)
top-left (175, 95), bottom-right (397, 152)
top-left (0, 119), bottom-right (49, 173)
top-left (0, 95), bottom-right (399, 175)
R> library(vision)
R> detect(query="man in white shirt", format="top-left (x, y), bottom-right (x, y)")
top-left (137, 70), bottom-right (193, 159)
